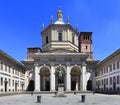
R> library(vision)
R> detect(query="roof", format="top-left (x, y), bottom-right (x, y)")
top-left (0, 50), bottom-right (25, 69)
top-left (97, 48), bottom-right (120, 67)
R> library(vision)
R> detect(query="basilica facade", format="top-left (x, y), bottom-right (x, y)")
top-left (22, 9), bottom-right (98, 92)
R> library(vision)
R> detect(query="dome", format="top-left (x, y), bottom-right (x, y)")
top-left (54, 21), bottom-right (64, 24)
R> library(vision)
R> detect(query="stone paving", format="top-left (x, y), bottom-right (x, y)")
top-left (0, 93), bottom-right (120, 105)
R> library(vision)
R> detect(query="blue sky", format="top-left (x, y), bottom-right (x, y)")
top-left (0, 0), bottom-right (120, 61)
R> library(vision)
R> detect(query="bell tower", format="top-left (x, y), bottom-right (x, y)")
top-left (79, 32), bottom-right (93, 59)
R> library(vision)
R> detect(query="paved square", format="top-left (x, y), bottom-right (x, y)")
top-left (0, 93), bottom-right (119, 105)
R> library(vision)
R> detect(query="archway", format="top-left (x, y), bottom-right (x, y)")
top-left (27, 80), bottom-right (34, 91)
top-left (55, 66), bottom-right (66, 90)
top-left (87, 80), bottom-right (92, 90)
top-left (71, 67), bottom-right (81, 91)
top-left (40, 67), bottom-right (50, 91)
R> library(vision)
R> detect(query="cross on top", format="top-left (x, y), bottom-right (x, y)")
top-left (58, 5), bottom-right (62, 10)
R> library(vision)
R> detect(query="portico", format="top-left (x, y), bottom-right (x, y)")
top-left (33, 53), bottom-right (88, 91)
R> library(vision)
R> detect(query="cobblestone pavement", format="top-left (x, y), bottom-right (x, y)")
top-left (0, 93), bottom-right (120, 105)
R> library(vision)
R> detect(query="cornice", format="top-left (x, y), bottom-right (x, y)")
top-left (41, 24), bottom-right (78, 35)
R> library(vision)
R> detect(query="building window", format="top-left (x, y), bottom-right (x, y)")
top-left (12, 68), bottom-right (14, 74)
top-left (15, 69), bottom-right (17, 75)
top-left (113, 76), bottom-right (116, 83)
top-left (110, 77), bottom-right (112, 85)
top-left (113, 63), bottom-right (115, 70)
top-left (106, 66), bottom-right (108, 73)
top-left (13, 80), bottom-right (14, 86)
top-left (1, 77), bottom-right (3, 86)
top-left (84, 35), bottom-right (89, 40)
top-left (106, 78), bottom-right (108, 85)
top-left (5, 63), bottom-right (7, 72)
top-left (58, 33), bottom-right (62, 41)
top-left (117, 61), bottom-right (120, 69)
top-left (72, 33), bottom-right (75, 44)
top-left (8, 66), bottom-right (11, 73)
top-left (102, 80), bottom-right (103, 85)
top-left (9, 79), bottom-right (11, 86)
top-left (46, 36), bottom-right (48, 44)
top-left (117, 75), bottom-right (119, 84)
top-left (85, 45), bottom-right (87, 50)
top-left (18, 81), bottom-right (19, 87)
top-left (109, 65), bottom-right (112, 72)
top-left (0, 62), bottom-right (3, 70)
top-left (103, 68), bottom-right (104, 74)
top-left (101, 69), bottom-right (103, 75)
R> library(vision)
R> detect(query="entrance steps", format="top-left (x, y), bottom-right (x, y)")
top-left (26, 90), bottom-right (92, 94)
top-left (0, 91), bottom-right (92, 97)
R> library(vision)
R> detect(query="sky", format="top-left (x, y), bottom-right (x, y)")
top-left (0, 0), bottom-right (120, 61)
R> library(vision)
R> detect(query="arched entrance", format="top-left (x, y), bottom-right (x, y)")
top-left (27, 71), bottom-right (34, 91)
top-left (27, 80), bottom-right (35, 91)
top-left (71, 67), bottom-right (81, 91)
top-left (55, 66), bottom-right (66, 90)
top-left (40, 67), bottom-right (50, 91)
top-left (87, 80), bottom-right (92, 90)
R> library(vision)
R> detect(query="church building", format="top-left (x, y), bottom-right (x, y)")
top-left (22, 8), bottom-right (98, 92)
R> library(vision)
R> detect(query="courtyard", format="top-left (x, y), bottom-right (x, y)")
top-left (0, 93), bottom-right (119, 105)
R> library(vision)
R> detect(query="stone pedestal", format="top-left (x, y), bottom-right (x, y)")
top-left (56, 84), bottom-right (65, 97)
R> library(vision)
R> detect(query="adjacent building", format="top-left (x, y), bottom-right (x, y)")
top-left (95, 49), bottom-right (120, 93)
top-left (0, 50), bottom-right (26, 92)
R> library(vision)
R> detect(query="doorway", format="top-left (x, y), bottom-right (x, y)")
top-left (40, 67), bottom-right (50, 91)
top-left (71, 81), bottom-right (76, 91)
top-left (15, 83), bottom-right (18, 91)
top-left (87, 80), bottom-right (92, 90)
top-left (113, 82), bottom-right (116, 91)
top-left (45, 81), bottom-right (50, 91)
top-left (5, 82), bottom-right (7, 92)
top-left (28, 80), bottom-right (35, 91)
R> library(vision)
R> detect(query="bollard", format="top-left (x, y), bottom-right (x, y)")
top-left (55, 92), bottom-right (57, 96)
top-left (37, 96), bottom-right (41, 103)
top-left (81, 95), bottom-right (85, 102)
top-left (74, 91), bottom-right (76, 95)
top-left (31, 91), bottom-right (33, 95)
top-left (93, 90), bottom-right (95, 95)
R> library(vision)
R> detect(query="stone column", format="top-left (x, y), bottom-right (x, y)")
top-left (50, 65), bottom-right (55, 91)
top-left (81, 63), bottom-right (87, 91)
top-left (34, 64), bottom-right (40, 91)
top-left (66, 64), bottom-right (71, 91)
